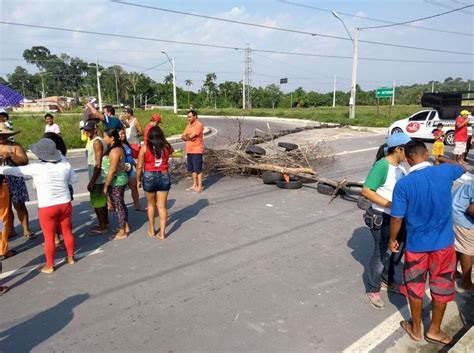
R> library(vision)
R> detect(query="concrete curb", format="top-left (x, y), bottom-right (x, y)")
top-left (26, 127), bottom-right (214, 160)
top-left (347, 125), bottom-right (388, 135)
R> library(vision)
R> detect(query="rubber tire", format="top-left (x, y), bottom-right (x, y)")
top-left (342, 182), bottom-right (363, 196)
top-left (261, 171), bottom-right (282, 185)
top-left (299, 176), bottom-right (317, 184)
top-left (278, 142), bottom-right (299, 151)
top-left (444, 131), bottom-right (455, 146)
top-left (276, 179), bottom-right (303, 189)
top-left (357, 196), bottom-right (371, 211)
top-left (245, 145), bottom-right (266, 156)
top-left (317, 182), bottom-right (336, 195)
top-left (391, 127), bottom-right (403, 134)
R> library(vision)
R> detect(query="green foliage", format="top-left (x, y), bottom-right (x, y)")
top-left (8, 109), bottom-right (187, 150)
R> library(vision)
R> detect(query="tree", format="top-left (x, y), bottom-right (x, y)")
top-left (185, 79), bottom-right (193, 107)
top-left (202, 72), bottom-right (217, 106)
top-left (23, 46), bottom-right (53, 70)
top-left (7, 66), bottom-right (39, 97)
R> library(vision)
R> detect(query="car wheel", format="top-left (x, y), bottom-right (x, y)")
top-left (444, 131), bottom-right (455, 146)
top-left (276, 179), bottom-right (303, 189)
top-left (391, 127), bottom-right (403, 134)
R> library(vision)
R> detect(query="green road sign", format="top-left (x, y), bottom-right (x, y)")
top-left (376, 88), bottom-right (394, 98)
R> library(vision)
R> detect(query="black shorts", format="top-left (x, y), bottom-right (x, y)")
top-left (187, 153), bottom-right (203, 173)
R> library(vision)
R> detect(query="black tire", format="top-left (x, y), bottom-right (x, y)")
top-left (261, 171), bottom-right (283, 185)
top-left (245, 145), bottom-right (266, 156)
top-left (276, 179), bottom-right (303, 189)
top-left (391, 127), bottom-right (403, 134)
top-left (342, 182), bottom-right (363, 196)
top-left (278, 142), bottom-right (299, 151)
top-left (444, 131), bottom-right (455, 146)
top-left (357, 195), bottom-right (371, 211)
top-left (317, 182), bottom-right (336, 195)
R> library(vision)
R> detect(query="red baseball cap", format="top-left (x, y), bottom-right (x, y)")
top-left (151, 114), bottom-right (161, 123)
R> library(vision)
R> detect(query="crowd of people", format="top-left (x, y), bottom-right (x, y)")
top-left (361, 112), bottom-right (473, 346)
top-left (0, 106), bottom-right (472, 348)
top-left (0, 107), bottom-right (204, 295)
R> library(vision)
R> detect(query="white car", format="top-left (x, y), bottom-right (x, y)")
top-left (388, 109), bottom-right (473, 146)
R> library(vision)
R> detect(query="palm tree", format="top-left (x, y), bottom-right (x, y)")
top-left (185, 79), bottom-right (193, 107)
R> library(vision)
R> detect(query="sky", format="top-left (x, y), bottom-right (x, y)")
top-left (0, 0), bottom-right (473, 93)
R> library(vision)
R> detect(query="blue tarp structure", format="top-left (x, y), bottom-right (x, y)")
top-left (0, 84), bottom-right (24, 108)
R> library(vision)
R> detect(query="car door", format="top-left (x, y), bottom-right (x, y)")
top-left (405, 110), bottom-right (431, 138)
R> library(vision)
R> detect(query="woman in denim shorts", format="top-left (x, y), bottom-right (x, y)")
top-left (136, 126), bottom-right (173, 240)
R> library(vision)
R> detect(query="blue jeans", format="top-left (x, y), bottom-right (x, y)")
top-left (367, 210), bottom-right (396, 293)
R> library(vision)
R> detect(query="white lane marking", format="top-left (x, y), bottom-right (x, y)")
top-left (343, 290), bottom-right (431, 353)
top-left (0, 247), bottom-right (104, 280)
top-left (329, 147), bottom-right (379, 157)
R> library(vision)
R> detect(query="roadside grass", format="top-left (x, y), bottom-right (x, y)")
top-left (8, 110), bottom-right (188, 149)
top-left (195, 105), bottom-right (422, 127)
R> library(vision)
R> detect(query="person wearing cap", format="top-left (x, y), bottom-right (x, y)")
top-left (122, 108), bottom-right (143, 146)
top-left (361, 132), bottom-right (411, 309)
top-left (85, 103), bottom-right (129, 131)
top-left (143, 113), bottom-right (162, 146)
top-left (182, 110), bottom-right (204, 192)
top-left (390, 141), bottom-right (465, 345)
top-left (0, 138), bottom-right (78, 274)
top-left (453, 110), bottom-right (470, 164)
top-left (83, 120), bottom-right (109, 234)
top-left (452, 172), bottom-right (474, 291)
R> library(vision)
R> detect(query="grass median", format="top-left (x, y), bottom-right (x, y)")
top-left (9, 110), bottom-right (188, 150)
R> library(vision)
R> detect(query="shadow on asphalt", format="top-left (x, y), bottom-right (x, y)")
top-left (0, 293), bottom-right (89, 353)
top-left (347, 227), bottom-right (371, 292)
top-left (167, 199), bottom-right (210, 238)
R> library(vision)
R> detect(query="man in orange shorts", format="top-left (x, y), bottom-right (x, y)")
top-left (390, 141), bottom-right (465, 346)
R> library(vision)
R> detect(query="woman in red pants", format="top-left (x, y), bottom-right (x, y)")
top-left (0, 138), bottom-right (78, 273)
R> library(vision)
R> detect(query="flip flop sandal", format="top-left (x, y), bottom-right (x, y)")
top-left (24, 233), bottom-right (37, 240)
top-left (109, 234), bottom-right (128, 241)
top-left (399, 321), bottom-right (421, 342)
top-left (147, 231), bottom-right (156, 238)
top-left (0, 286), bottom-right (10, 296)
top-left (0, 250), bottom-right (17, 261)
top-left (424, 334), bottom-right (454, 346)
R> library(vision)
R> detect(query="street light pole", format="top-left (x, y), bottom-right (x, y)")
top-left (161, 51), bottom-right (177, 114)
top-left (332, 11), bottom-right (358, 119)
top-left (113, 68), bottom-right (120, 107)
top-left (96, 59), bottom-right (103, 111)
top-left (349, 27), bottom-right (359, 119)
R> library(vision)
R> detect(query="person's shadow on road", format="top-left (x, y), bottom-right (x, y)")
top-left (166, 199), bottom-right (209, 238)
top-left (0, 293), bottom-right (89, 353)
top-left (347, 226), bottom-right (372, 292)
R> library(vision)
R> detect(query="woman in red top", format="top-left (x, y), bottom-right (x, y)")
top-left (136, 126), bottom-right (173, 240)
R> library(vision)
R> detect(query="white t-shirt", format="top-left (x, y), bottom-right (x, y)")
top-left (0, 158), bottom-right (77, 208)
top-left (45, 123), bottom-right (61, 134)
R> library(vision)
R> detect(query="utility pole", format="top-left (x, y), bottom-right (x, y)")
top-left (41, 72), bottom-right (45, 112)
top-left (113, 68), bottom-right (120, 107)
top-left (242, 71), bottom-right (246, 109)
top-left (431, 81), bottom-right (435, 93)
top-left (96, 59), bottom-right (103, 111)
top-left (392, 81), bottom-right (395, 106)
top-left (161, 51), bottom-right (177, 114)
top-left (468, 83), bottom-right (471, 98)
top-left (333, 75), bottom-right (337, 107)
top-left (349, 27), bottom-right (359, 119)
top-left (243, 44), bottom-right (252, 109)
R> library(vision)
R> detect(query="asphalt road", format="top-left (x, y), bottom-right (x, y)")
top-left (0, 118), bottom-right (472, 353)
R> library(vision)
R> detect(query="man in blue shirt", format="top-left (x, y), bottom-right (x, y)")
top-left (85, 103), bottom-right (128, 130)
top-left (389, 141), bottom-right (464, 346)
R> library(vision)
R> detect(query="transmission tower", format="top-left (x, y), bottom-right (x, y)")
top-left (243, 44), bottom-right (252, 109)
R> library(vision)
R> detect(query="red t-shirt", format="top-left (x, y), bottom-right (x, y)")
top-left (454, 116), bottom-right (468, 142)
top-left (432, 129), bottom-right (444, 142)
top-left (143, 145), bottom-right (170, 172)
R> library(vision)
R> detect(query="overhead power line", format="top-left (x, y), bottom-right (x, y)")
top-left (109, 1), bottom-right (474, 54)
top-left (1, 21), bottom-right (474, 57)
top-left (279, 0), bottom-right (474, 36)
top-left (360, 3), bottom-right (474, 29)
